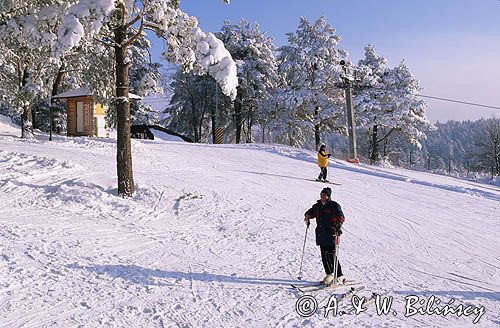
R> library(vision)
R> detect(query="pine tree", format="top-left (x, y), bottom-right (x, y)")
top-left (277, 16), bottom-right (347, 149)
top-left (0, 0), bottom-right (63, 139)
top-left (217, 19), bottom-right (278, 143)
top-left (475, 118), bottom-right (500, 176)
top-left (355, 44), bottom-right (433, 163)
top-left (164, 70), bottom-right (215, 142)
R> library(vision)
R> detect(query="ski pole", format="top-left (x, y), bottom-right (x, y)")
top-left (297, 221), bottom-right (310, 280)
top-left (332, 232), bottom-right (340, 286)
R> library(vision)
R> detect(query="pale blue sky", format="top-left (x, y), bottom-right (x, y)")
top-left (150, 0), bottom-right (500, 123)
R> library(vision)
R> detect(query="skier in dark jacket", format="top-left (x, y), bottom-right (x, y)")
top-left (304, 187), bottom-right (345, 285)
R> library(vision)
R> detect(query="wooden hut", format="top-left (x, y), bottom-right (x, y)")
top-left (52, 87), bottom-right (108, 137)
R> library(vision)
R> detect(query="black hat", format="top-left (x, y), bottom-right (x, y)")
top-left (321, 187), bottom-right (332, 198)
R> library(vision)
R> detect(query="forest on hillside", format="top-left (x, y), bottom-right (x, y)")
top-left (328, 118), bottom-right (500, 177)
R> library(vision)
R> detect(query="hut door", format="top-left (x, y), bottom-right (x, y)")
top-left (76, 101), bottom-right (84, 133)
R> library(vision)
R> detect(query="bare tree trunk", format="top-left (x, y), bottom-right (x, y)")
top-left (495, 149), bottom-right (500, 176)
top-left (50, 62), bottom-right (66, 135)
top-left (21, 103), bottom-right (33, 139)
top-left (197, 104), bottom-right (202, 143)
top-left (198, 84), bottom-right (209, 142)
top-left (314, 105), bottom-right (320, 149)
top-left (261, 123), bottom-right (265, 143)
top-left (492, 120), bottom-right (500, 175)
top-left (210, 105), bottom-right (216, 144)
top-left (383, 137), bottom-right (387, 158)
top-left (190, 99), bottom-right (198, 142)
top-left (20, 67), bottom-right (34, 139)
top-left (370, 124), bottom-right (379, 164)
top-left (198, 116), bottom-right (203, 142)
top-left (246, 115), bottom-right (253, 143)
top-left (114, 11), bottom-right (134, 196)
top-left (234, 94), bottom-right (242, 143)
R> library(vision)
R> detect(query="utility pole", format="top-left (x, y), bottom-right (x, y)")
top-left (339, 60), bottom-right (359, 164)
top-left (49, 106), bottom-right (53, 141)
top-left (344, 78), bottom-right (358, 162)
top-left (213, 82), bottom-right (223, 144)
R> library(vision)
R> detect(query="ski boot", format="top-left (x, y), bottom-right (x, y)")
top-left (320, 274), bottom-right (334, 285)
top-left (336, 276), bottom-right (346, 285)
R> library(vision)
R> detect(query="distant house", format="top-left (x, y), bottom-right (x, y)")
top-left (52, 87), bottom-right (142, 138)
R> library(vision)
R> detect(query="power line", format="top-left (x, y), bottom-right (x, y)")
top-left (416, 94), bottom-right (500, 110)
top-left (143, 88), bottom-right (500, 111)
top-left (351, 84), bottom-right (500, 111)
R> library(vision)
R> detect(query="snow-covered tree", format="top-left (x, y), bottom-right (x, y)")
top-left (355, 45), bottom-right (433, 163)
top-left (0, 1), bottom-right (118, 138)
top-left (11, 0), bottom-right (238, 196)
top-left (354, 44), bottom-right (390, 162)
top-left (164, 70), bottom-right (215, 142)
top-left (277, 16), bottom-right (347, 149)
top-left (0, 0), bottom-right (66, 138)
top-left (265, 88), bottom-right (310, 147)
top-left (475, 117), bottom-right (500, 176)
top-left (217, 19), bottom-right (278, 143)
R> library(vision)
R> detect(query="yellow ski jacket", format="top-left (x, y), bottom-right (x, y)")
top-left (317, 149), bottom-right (329, 168)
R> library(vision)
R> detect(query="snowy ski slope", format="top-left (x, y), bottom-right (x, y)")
top-left (0, 116), bottom-right (499, 327)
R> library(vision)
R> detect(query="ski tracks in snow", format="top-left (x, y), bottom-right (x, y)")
top-left (1, 134), bottom-right (499, 327)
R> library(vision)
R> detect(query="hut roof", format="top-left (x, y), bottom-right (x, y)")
top-left (52, 87), bottom-right (142, 100)
top-left (52, 87), bottom-right (91, 99)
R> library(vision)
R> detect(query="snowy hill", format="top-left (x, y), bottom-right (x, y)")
top-left (1, 116), bottom-right (499, 327)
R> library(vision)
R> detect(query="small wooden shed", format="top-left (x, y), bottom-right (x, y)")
top-left (52, 87), bottom-right (108, 137)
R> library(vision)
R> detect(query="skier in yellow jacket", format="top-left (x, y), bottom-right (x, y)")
top-left (316, 143), bottom-right (331, 182)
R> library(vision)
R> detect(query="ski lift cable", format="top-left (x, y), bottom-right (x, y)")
top-left (415, 94), bottom-right (500, 110)
top-left (143, 87), bottom-right (500, 111)
top-left (351, 84), bottom-right (500, 110)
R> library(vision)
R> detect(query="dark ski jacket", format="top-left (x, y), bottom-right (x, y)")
top-left (305, 199), bottom-right (345, 246)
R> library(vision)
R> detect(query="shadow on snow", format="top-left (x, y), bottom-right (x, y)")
top-left (66, 263), bottom-right (315, 287)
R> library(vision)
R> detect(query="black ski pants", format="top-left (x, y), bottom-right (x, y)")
top-left (320, 244), bottom-right (343, 276)
top-left (318, 167), bottom-right (328, 180)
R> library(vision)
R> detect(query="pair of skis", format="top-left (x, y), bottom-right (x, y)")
top-left (311, 179), bottom-right (342, 186)
top-left (291, 280), bottom-right (361, 293)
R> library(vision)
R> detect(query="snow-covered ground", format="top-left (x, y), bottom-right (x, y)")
top-left (1, 116), bottom-right (499, 327)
